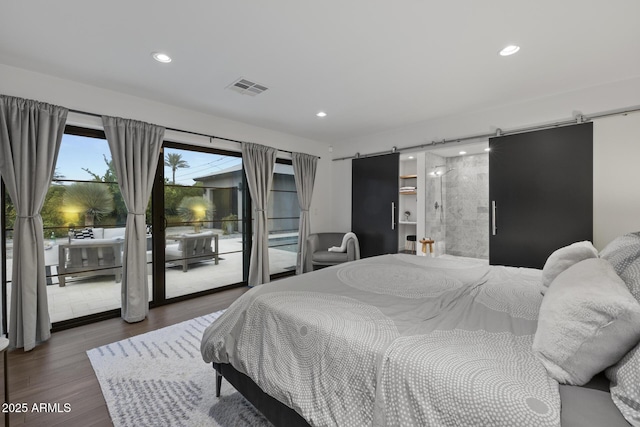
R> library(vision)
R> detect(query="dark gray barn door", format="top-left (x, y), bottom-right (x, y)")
top-left (352, 153), bottom-right (399, 258)
top-left (489, 123), bottom-right (593, 268)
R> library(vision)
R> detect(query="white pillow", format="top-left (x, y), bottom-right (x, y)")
top-left (532, 258), bottom-right (640, 385)
top-left (541, 241), bottom-right (598, 293)
top-left (91, 227), bottom-right (105, 239)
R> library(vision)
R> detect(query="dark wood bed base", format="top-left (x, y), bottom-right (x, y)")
top-left (213, 362), bottom-right (311, 427)
top-left (213, 363), bottom-right (629, 427)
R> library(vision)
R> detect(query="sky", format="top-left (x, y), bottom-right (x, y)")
top-left (57, 134), bottom-right (242, 185)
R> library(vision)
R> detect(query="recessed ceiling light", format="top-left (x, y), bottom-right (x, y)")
top-left (152, 52), bottom-right (172, 63)
top-left (459, 151), bottom-right (467, 155)
top-left (499, 45), bottom-right (520, 56)
top-left (484, 147), bottom-right (491, 152)
top-left (408, 156), bottom-right (414, 159)
top-left (316, 111), bottom-right (327, 117)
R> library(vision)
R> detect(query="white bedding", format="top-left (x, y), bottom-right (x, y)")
top-left (201, 254), bottom-right (559, 426)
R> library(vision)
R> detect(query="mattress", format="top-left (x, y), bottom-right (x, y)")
top-left (560, 373), bottom-right (629, 427)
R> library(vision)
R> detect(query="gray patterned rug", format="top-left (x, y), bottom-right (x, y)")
top-left (87, 311), bottom-right (271, 427)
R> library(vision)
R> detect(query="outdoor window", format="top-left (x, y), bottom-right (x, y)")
top-left (267, 162), bottom-right (300, 275)
top-left (3, 126), bottom-right (133, 324)
top-left (161, 146), bottom-right (246, 299)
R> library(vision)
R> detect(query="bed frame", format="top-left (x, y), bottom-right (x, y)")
top-left (213, 362), bottom-right (310, 427)
top-left (213, 362), bottom-right (632, 427)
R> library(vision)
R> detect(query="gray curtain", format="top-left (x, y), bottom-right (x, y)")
top-left (241, 142), bottom-right (277, 286)
top-left (292, 152), bottom-right (318, 274)
top-left (102, 116), bottom-right (164, 323)
top-left (0, 95), bottom-right (67, 350)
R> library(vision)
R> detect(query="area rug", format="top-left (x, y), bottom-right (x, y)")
top-left (87, 311), bottom-right (272, 427)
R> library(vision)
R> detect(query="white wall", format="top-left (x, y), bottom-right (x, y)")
top-left (0, 63), bottom-right (334, 234)
top-left (593, 111), bottom-right (640, 249)
top-left (332, 156), bottom-right (352, 231)
top-left (331, 77), bottom-right (640, 243)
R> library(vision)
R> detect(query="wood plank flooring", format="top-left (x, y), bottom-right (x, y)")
top-left (2, 286), bottom-right (248, 426)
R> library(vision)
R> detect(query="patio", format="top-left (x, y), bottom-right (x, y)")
top-left (4, 231), bottom-right (298, 323)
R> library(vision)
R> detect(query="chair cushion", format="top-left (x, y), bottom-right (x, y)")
top-left (316, 233), bottom-right (348, 250)
top-left (312, 250), bottom-right (349, 264)
top-left (103, 227), bottom-right (126, 239)
top-left (91, 227), bottom-right (105, 239)
top-left (165, 244), bottom-right (182, 259)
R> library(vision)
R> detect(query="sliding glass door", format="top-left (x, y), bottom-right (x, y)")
top-left (1, 130), bottom-right (299, 332)
top-left (156, 144), bottom-right (247, 300)
top-left (266, 162), bottom-right (300, 276)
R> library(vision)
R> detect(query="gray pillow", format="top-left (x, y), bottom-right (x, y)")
top-left (601, 232), bottom-right (640, 426)
top-left (600, 232), bottom-right (640, 300)
top-left (541, 241), bottom-right (598, 293)
top-left (532, 258), bottom-right (640, 385)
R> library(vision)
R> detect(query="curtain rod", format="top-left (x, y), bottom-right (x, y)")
top-left (67, 108), bottom-right (320, 159)
top-left (331, 104), bottom-right (640, 161)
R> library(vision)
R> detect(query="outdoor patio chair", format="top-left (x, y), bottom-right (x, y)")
top-left (57, 240), bottom-right (123, 286)
top-left (165, 231), bottom-right (219, 272)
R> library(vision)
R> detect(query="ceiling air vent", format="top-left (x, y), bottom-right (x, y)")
top-left (227, 78), bottom-right (269, 96)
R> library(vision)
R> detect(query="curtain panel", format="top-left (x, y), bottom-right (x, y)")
top-left (0, 95), bottom-right (67, 350)
top-left (292, 152), bottom-right (318, 274)
top-left (241, 142), bottom-right (277, 286)
top-left (102, 116), bottom-right (164, 323)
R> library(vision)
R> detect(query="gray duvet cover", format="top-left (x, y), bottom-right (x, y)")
top-left (201, 254), bottom-right (560, 426)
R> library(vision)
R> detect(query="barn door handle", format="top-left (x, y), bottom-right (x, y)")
top-left (492, 201), bottom-right (497, 236)
top-left (391, 202), bottom-right (396, 230)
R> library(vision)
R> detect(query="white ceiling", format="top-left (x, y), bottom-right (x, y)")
top-left (1, 1), bottom-right (639, 145)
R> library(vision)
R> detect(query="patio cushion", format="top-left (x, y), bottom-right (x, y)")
top-left (103, 227), bottom-right (126, 239)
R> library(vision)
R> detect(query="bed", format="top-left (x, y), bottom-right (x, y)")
top-left (201, 234), bottom-right (640, 426)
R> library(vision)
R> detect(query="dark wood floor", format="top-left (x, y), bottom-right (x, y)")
top-left (2, 286), bottom-right (248, 427)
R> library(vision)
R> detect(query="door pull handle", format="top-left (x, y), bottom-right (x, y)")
top-left (492, 201), bottom-right (497, 236)
top-left (391, 202), bottom-right (396, 230)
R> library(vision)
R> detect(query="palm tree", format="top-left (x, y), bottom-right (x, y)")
top-left (63, 182), bottom-right (114, 227)
top-left (52, 168), bottom-right (65, 183)
top-left (164, 153), bottom-right (189, 184)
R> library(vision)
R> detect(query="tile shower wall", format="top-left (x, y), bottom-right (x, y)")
top-left (423, 152), bottom-right (446, 255)
top-left (444, 153), bottom-right (489, 259)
